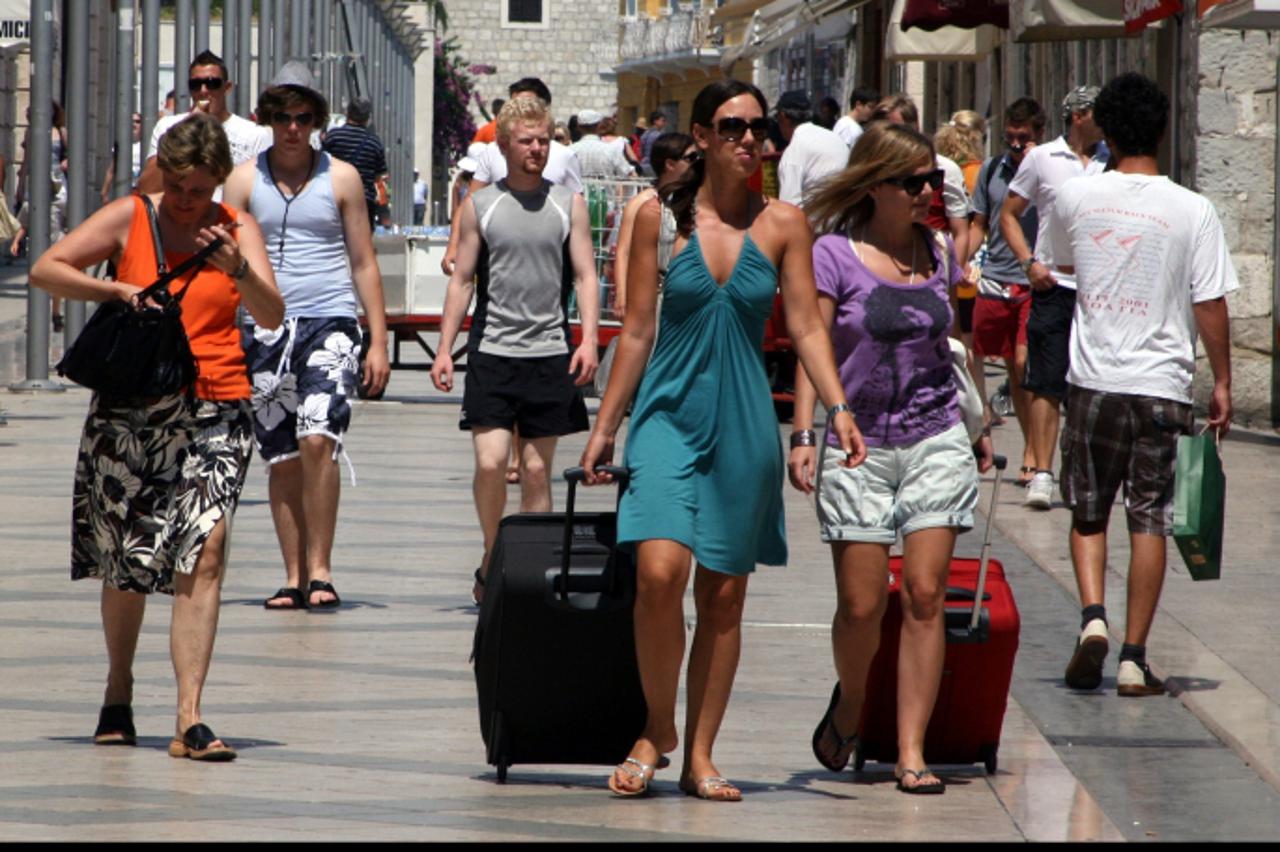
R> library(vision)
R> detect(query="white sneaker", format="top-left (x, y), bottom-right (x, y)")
top-left (1064, 618), bottom-right (1109, 690)
top-left (1024, 471), bottom-right (1054, 510)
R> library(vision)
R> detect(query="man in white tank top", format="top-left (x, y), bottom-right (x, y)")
top-left (224, 61), bottom-right (390, 612)
top-left (431, 97), bottom-right (600, 605)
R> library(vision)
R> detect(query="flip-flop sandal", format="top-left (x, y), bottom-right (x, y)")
top-left (93, 704), bottom-right (136, 746)
top-left (169, 722), bottom-right (237, 762)
top-left (896, 767), bottom-right (945, 795)
top-left (811, 683), bottom-right (859, 772)
top-left (263, 587), bottom-right (306, 610)
top-left (680, 775), bottom-right (742, 802)
top-left (307, 580), bottom-right (341, 609)
top-left (608, 757), bottom-right (661, 797)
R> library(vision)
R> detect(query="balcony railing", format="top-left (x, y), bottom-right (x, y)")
top-left (618, 10), bottom-right (724, 65)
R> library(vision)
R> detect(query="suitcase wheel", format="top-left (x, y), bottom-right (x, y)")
top-left (980, 743), bottom-right (998, 775)
top-left (489, 711), bottom-right (511, 784)
top-left (853, 744), bottom-right (865, 772)
top-left (496, 763), bottom-right (508, 783)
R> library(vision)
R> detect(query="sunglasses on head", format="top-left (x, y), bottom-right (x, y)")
top-left (272, 111), bottom-right (316, 128)
top-left (883, 168), bottom-right (944, 196)
top-left (713, 116), bottom-right (769, 143)
top-left (188, 76), bottom-right (225, 92)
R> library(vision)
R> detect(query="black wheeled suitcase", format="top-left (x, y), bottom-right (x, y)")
top-left (472, 465), bottom-right (645, 782)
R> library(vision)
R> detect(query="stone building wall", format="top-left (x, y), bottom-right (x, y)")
top-left (1194, 27), bottom-right (1277, 426)
top-left (445, 0), bottom-right (620, 128)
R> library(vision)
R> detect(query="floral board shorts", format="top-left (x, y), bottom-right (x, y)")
top-left (71, 394), bottom-right (253, 595)
top-left (243, 316), bottom-right (362, 466)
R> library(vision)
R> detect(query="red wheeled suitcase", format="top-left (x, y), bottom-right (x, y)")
top-left (853, 456), bottom-right (1020, 775)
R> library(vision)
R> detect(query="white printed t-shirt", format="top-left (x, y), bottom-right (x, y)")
top-left (833, 115), bottom-right (863, 148)
top-left (1005, 135), bottom-right (1106, 289)
top-left (149, 112), bottom-right (272, 165)
top-left (473, 140), bottom-right (584, 195)
top-left (1044, 171), bottom-right (1238, 404)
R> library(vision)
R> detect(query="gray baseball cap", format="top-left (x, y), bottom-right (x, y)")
top-left (1062, 85), bottom-right (1100, 112)
top-left (267, 59), bottom-right (329, 115)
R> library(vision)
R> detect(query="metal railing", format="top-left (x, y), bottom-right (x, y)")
top-left (619, 10), bottom-right (723, 63)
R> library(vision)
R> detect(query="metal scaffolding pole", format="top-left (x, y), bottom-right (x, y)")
top-left (141, 0), bottom-right (160, 153)
top-left (273, 0), bottom-right (287, 76)
top-left (300, 2), bottom-right (312, 70)
top-left (238, 0), bottom-right (253, 110)
top-left (195, 0), bottom-right (210, 56)
top-left (316, 0), bottom-right (333, 111)
top-left (290, 0), bottom-right (304, 58)
top-left (258, 0), bottom-right (274, 93)
top-left (115, 2), bottom-right (137, 204)
top-left (222, 0), bottom-right (238, 114)
top-left (13, 0), bottom-right (62, 390)
top-left (64, 0), bottom-right (91, 340)
top-left (175, 0), bottom-right (192, 112)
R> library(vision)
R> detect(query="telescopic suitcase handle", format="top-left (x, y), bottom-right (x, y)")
top-left (558, 466), bottom-right (629, 600)
top-left (969, 454), bottom-right (1006, 633)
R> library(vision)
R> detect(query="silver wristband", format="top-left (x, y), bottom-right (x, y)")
top-left (827, 402), bottom-right (851, 419)
top-left (790, 429), bottom-right (816, 449)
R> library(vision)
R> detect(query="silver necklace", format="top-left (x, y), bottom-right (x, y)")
top-left (854, 225), bottom-right (917, 285)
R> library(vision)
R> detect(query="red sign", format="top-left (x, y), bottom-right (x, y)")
top-left (901, 0), bottom-right (1010, 32)
top-left (1124, 0), bottom-right (1183, 32)
top-left (1197, 0), bottom-right (1233, 15)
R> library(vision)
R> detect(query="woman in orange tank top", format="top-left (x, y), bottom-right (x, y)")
top-left (31, 113), bottom-right (283, 763)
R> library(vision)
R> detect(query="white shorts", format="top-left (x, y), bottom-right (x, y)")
top-left (816, 421), bottom-right (978, 544)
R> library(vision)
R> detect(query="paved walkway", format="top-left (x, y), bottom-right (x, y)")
top-left (2, 270), bottom-right (1280, 840)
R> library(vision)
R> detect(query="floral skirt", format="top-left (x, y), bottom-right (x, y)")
top-left (71, 394), bottom-right (253, 595)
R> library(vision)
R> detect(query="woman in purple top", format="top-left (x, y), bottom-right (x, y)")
top-left (788, 122), bottom-right (993, 795)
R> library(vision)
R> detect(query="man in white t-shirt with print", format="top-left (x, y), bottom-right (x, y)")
top-left (137, 50), bottom-right (272, 196)
top-left (1000, 86), bottom-right (1107, 511)
top-left (832, 85), bottom-right (878, 148)
top-left (774, 90), bottom-right (851, 209)
top-left (1044, 73), bottom-right (1235, 700)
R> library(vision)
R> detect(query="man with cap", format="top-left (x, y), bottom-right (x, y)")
top-left (224, 60), bottom-right (391, 611)
top-left (321, 96), bottom-right (391, 231)
top-left (137, 50), bottom-right (271, 195)
top-left (570, 109), bottom-right (635, 180)
top-left (774, 90), bottom-right (851, 209)
top-left (999, 85), bottom-right (1107, 511)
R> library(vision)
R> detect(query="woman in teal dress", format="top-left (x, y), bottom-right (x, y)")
top-left (581, 80), bottom-right (864, 801)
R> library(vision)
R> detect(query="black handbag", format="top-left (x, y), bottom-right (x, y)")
top-left (57, 197), bottom-right (222, 398)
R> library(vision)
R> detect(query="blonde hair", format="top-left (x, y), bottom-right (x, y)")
top-left (934, 123), bottom-right (983, 167)
top-left (497, 97), bottom-right (552, 143)
top-left (950, 109), bottom-right (986, 137)
top-left (804, 122), bottom-right (935, 236)
top-left (156, 111), bottom-right (233, 182)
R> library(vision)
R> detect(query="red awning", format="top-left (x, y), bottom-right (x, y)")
top-left (902, 0), bottom-right (1010, 31)
top-left (1125, 0), bottom-right (1183, 33)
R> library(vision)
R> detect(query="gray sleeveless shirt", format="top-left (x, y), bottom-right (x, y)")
top-left (467, 179), bottom-right (575, 357)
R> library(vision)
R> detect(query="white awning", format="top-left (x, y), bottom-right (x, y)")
top-left (0, 0), bottom-right (30, 48)
top-left (1199, 0), bottom-right (1280, 28)
top-left (1010, 0), bottom-right (1131, 42)
top-left (886, 0), bottom-right (1000, 61)
top-left (720, 0), bottom-right (868, 70)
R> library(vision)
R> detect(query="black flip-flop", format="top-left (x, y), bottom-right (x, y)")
top-left (811, 683), bottom-right (859, 772)
top-left (263, 587), bottom-right (306, 610)
top-left (169, 722), bottom-right (237, 762)
top-left (307, 580), bottom-right (341, 609)
top-left (896, 768), bottom-right (945, 794)
top-left (93, 704), bottom-right (136, 746)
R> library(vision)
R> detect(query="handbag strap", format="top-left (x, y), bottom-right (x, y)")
top-left (137, 196), bottom-right (225, 304)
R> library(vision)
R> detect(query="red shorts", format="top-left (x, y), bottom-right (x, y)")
top-left (972, 285), bottom-right (1032, 361)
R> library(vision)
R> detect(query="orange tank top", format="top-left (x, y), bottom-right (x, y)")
top-left (115, 196), bottom-right (251, 401)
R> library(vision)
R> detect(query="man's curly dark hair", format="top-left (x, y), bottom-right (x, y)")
top-left (1093, 73), bottom-right (1168, 158)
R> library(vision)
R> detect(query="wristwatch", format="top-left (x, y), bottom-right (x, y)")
top-left (231, 258), bottom-right (250, 280)
top-left (1019, 257), bottom-right (1038, 275)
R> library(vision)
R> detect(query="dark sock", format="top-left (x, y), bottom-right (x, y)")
top-left (1119, 643), bottom-right (1146, 665)
top-left (1081, 605), bottom-right (1107, 630)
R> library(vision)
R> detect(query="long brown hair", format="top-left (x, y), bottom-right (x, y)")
top-left (804, 122), bottom-right (935, 237)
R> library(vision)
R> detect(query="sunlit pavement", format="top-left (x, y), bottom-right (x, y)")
top-left (2, 275), bottom-right (1279, 840)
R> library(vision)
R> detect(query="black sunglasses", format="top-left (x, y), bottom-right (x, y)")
top-left (188, 76), bottom-right (225, 92)
top-left (680, 151), bottom-right (701, 163)
top-left (714, 116), bottom-right (770, 143)
top-left (272, 111), bottom-right (316, 128)
top-left (883, 169), bottom-right (944, 196)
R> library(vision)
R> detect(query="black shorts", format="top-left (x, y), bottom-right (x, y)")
top-left (1022, 285), bottom-right (1075, 399)
top-left (461, 350), bottom-right (589, 438)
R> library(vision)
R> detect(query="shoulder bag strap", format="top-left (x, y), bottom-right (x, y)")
top-left (142, 195), bottom-right (168, 275)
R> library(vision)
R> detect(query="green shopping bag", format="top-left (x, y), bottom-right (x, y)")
top-left (1172, 430), bottom-right (1226, 581)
